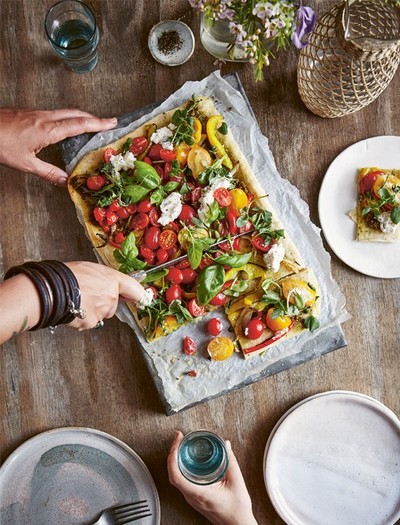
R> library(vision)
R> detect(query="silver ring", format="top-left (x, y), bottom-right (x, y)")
top-left (95, 320), bottom-right (104, 329)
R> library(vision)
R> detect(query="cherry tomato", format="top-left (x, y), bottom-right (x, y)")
top-left (191, 187), bottom-right (202, 204)
top-left (116, 206), bottom-right (130, 219)
top-left (93, 206), bottom-right (106, 225)
top-left (229, 188), bottom-right (248, 211)
top-left (108, 199), bottom-right (121, 212)
top-left (181, 268), bottom-right (197, 285)
top-left (137, 199), bottom-right (152, 213)
top-left (245, 318), bottom-right (265, 340)
top-left (148, 207), bottom-right (160, 226)
top-left (188, 298), bottom-right (206, 317)
top-left (187, 370), bottom-right (197, 377)
top-left (103, 147), bottom-right (118, 163)
top-left (239, 220), bottom-right (253, 234)
top-left (176, 259), bottom-right (191, 269)
top-left (166, 267), bottom-right (184, 284)
top-left (147, 285), bottom-right (158, 300)
top-left (126, 204), bottom-right (137, 215)
top-left (114, 231), bottom-right (125, 244)
top-left (214, 187), bottom-right (233, 207)
top-left (265, 308), bottom-right (292, 332)
top-left (160, 148), bottom-right (176, 162)
top-left (226, 210), bottom-right (238, 234)
top-left (359, 170), bottom-right (382, 194)
top-left (183, 336), bottom-right (197, 355)
top-left (105, 210), bottom-right (118, 226)
top-left (199, 255), bottom-right (214, 270)
top-left (175, 142), bottom-right (191, 167)
top-left (159, 229), bottom-right (177, 250)
top-left (207, 337), bottom-right (234, 361)
top-left (165, 283), bottom-right (182, 304)
top-left (156, 248), bottom-right (169, 264)
top-left (130, 136), bottom-right (148, 156)
top-left (131, 213), bottom-right (150, 231)
top-left (179, 204), bottom-right (196, 225)
top-left (251, 235), bottom-right (274, 252)
top-left (87, 174), bottom-right (107, 191)
top-left (148, 143), bottom-right (163, 160)
top-left (143, 156), bottom-right (152, 165)
top-left (167, 245), bottom-right (180, 259)
top-left (154, 165), bottom-right (164, 179)
top-left (164, 162), bottom-right (171, 180)
top-left (166, 221), bottom-right (180, 234)
top-left (144, 226), bottom-right (161, 250)
top-left (139, 245), bottom-right (155, 264)
top-left (207, 318), bottom-right (222, 336)
top-left (209, 292), bottom-right (227, 306)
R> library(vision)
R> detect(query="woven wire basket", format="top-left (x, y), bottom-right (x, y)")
top-left (297, 0), bottom-right (400, 118)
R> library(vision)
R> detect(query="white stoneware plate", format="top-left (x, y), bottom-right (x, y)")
top-left (318, 136), bottom-right (400, 278)
top-left (0, 427), bottom-right (160, 525)
top-left (264, 391), bottom-right (400, 525)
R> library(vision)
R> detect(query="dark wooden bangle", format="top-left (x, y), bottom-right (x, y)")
top-left (27, 262), bottom-right (66, 327)
top-left (4, 265), bottom-right (53, 330)
top-left (42, 260), bottom-right (81, 324)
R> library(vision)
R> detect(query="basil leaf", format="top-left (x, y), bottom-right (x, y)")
top-left (142, 268), bottom-right (168, 284)
top-left (391, 207), bottom-right (400, 224)
top-left (133, 161), bottom-right (161, 189)
top-left (123, 184), bottom-right (151, 203)
top-left (121, 232), bottom-right (138, 259)
top-left (164, 181), bottom-right (180, 193)
top-left (204, 200), bottom-right (220, 224)
top-left (122, 137), bottom-right (133, 154)
top-left (215, 252), bottom-right (252, 268)
top-left (197, 264), bottom-right (225, 305)
top-left (150, 188), bottom-right (165, 206)
top-left (304, 315), bottom-right (320, 332)
top-left (236, 215), bottom-right (249, 228)
top-left (218, 122), bottom-right (228, 135)
top-left (188, 241), bottom-right (203, 270)
top-left (223, 280), bottom-right (249, 296)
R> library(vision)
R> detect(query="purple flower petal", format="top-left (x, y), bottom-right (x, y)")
top-left (291, 6), bottom-right (316, 49)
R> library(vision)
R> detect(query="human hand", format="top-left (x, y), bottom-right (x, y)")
top-left (0, 108), bottom-right (117, 186)
top-left (65, 261), bottom-right (147, 330)
top-left (167, 431), bottom-right (258, 525)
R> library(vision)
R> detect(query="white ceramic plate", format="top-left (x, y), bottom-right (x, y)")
top-left (264, 391), bottom-right (400, 525)
top-left (0, 427), bottom-right (160, 525)
top-left (318, 136), bottom-right (400, 278)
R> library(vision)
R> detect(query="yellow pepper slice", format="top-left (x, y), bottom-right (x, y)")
top-left (192, 118), bottom-right (202, 144)
top-left (206, 115), bottom-right (233, 170)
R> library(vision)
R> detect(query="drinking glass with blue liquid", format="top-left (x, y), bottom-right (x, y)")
top-left (45, 0), bottom-right (99, 73)
top-left (178, 430), bottom-right (229, 485)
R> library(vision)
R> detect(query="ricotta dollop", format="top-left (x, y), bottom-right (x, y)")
top-left (377, 212), bottom-right (398, 234)
top-left (150, 123), bottom-right (177, 151)
top-left (263, 243), bottom-right (285, 273)
top-left (158, 191), bottom-right (182, 226)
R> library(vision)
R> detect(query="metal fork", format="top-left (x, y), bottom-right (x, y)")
top-left (91, 500), bottom-right (152, 525)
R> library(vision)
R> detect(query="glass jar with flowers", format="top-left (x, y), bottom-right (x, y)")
top-left (189, 0), bottom-right (316, 80)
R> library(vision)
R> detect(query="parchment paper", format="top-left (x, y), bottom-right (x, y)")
top-left (65, 71), bottom-right (349, 415)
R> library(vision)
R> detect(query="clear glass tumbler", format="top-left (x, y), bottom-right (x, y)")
top-left (45, 0), bottom-right (99, 73)
top-left (178, 430), bottom-right (229, 485)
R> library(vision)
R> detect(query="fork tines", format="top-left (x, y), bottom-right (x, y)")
top-left (111, 500), bottom-right (152, 524)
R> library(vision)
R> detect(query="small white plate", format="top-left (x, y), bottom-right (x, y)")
top-left (148, 20), bottom-right (195, 66)
top-left (0, 427), bottom-right (160, 525)
top-left (318, 136), bottom-right (400, 278)
top-left (264, 391), bottom-right (400, 525)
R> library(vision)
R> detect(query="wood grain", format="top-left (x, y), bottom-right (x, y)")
top-left (1, 1), bottom-right (399, 524)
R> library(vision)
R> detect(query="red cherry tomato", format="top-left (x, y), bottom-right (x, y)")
top-left (166, 267), bottom-right (184, 284)
top-left (148, 207), bottom-right (160, 226)
top-left (144, 226), bottom-right (161, 250)
top-left (154, 165), bottom-right (164, 179)
top-left (160, 148), bottom-right (176, 162)
top-left (209, 292), bottom-right (227, 306)
top-left (183, 336), bottom-right (197, 355)
top-left (137, 199), bottom-right (152, 213)
top-left (239, 220), bottom-right (253, 234)
top-left (143, 156), bottom-right (152, 165)
top-left (126, 204), bottom-right (137, 215)
top-left (191, 187), bottom-right (202, 204)
top-left (116, 206), bottom-right (130, 219)
top-left (199, 256), bottom-right (214, 270)
top-left (359, 170), bottom-right (383, 194)
top-left (181, 268), bottom-right (197, 284)
top-left (226, 210), bottom-right (238, 234)
top-left (105, 210), bottom-right (118, 226)
top-left (222, 280), bottom-right (234, 291)
top-left (156, 248), bottom-right (169, 264)
top-left (165, 221), bottom-right (180, 234)
top-left (108, 199), bottom-right (122, 212)
top-left (179, 204), bottom-right (196, 225)
top-left (167, 245), bottom-right (180, 259)
top-left (175, 259), bottom-right (191, 269)
top-left (159, 229), bottom-right (177, 250)
top-left (131, 213), bottom-right (150, 231)
top-left (139, 245), bottom-right (155, 264)
top-left (87, 174), bottom-right (107, 191)
top-left (103, 148), bottom-right (118, 163)
top-left (207, 318), bottom-right (222, 336)
top-left (251, 235), bottom-right (274, 252)
top-left (245, 318), bottom-right (265, 340)
top-left (165, 283), bottom-right (182, 304)
top-left (188, 298), bottom-right (206, 317)
top-left (130, 136), bottom-right (148, 156)
top-left (214, 187), bottom-right (233, 207)
top-left (114, 231), bottom-right (125, 244)
top-left (93, 207), bottom-right (106, 225)
top-left (147, 285), bottom-right (158, 300)
top-left (148, 143), bottom-right (163, 160)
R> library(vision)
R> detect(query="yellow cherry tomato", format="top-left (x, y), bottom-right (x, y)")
top-left (265, 308), bottom-right (292, 332)
top-left (373, 174), bottom-right (400, 204)
top-left (175, 142), bottom-right (191, 167)
top-left (229, 188), bottom-right (248, 211)
top-left (207, 337), bottom-right (234, 361)
top-left (281, 278), bottom-right (317, 307)
top-left (206, 115), bottom-right (233, 170)
top-left (192, 118), bottom-right (202, 144)
top-left (187, 143), bottom-right (212, 178)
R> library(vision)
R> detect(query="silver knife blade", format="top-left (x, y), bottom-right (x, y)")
top-left (130, 230), bottom-right (253, 282)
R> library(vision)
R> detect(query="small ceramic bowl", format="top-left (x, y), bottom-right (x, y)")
top-left (148, 20), bottom-right (195, 66)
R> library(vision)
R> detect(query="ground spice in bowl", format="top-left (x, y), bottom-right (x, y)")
top-left (148, 20), bottom-right (195, 66)
top-left (157, 30), bottom-right (183, 55)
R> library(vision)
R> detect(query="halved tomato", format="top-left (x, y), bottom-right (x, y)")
top-left (103, 147), bottom-right (118, 163)
top-left (214, 187), bottom-right (232, 207)
top-left (159, 229), bottom-right (177, 250)
top-left (251, 235), bottom-right (274, 252)
top-left (188, 298), bottom-right (206, 317)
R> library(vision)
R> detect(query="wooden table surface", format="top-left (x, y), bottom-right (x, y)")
top-left (1, 1), bottom-right (399, 523)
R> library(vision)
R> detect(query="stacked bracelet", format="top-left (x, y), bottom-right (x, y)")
top-left (4, 260), bottom-right (85, 331)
